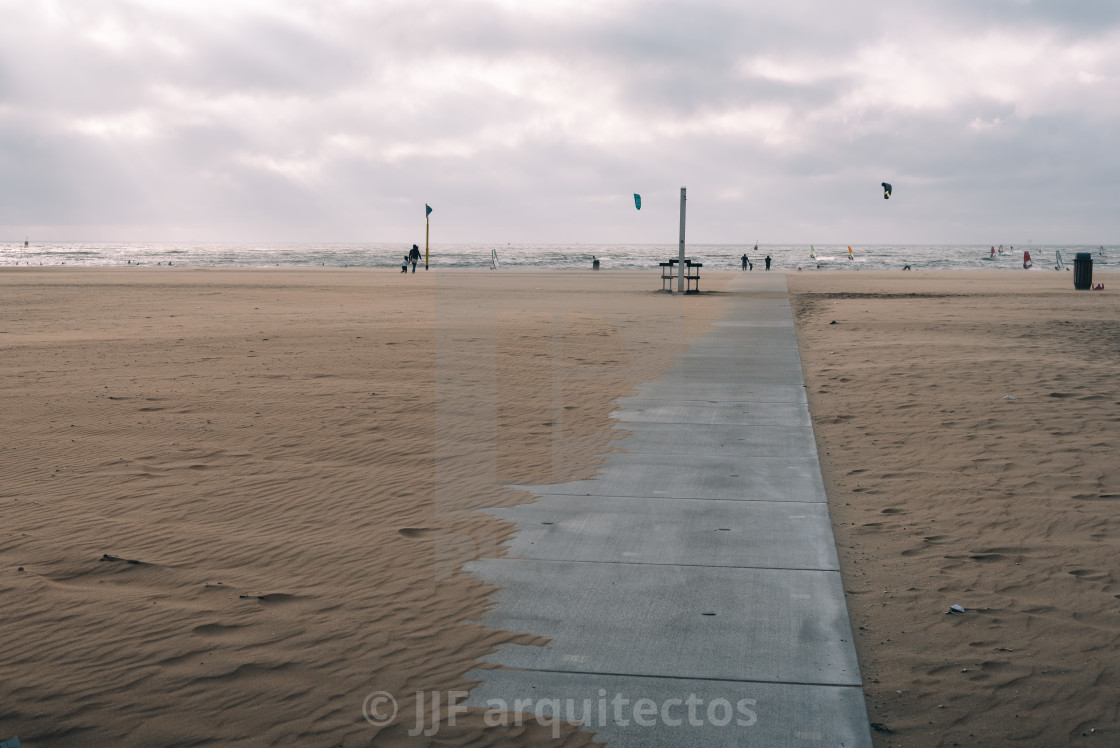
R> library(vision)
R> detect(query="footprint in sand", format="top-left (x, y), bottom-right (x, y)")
top-left (398, 528), bottom-right (434, 539)
top-left (968, 553), bottom-right (1006, 562)
top-left (193, 623), bottom-right (249, 638)
top-left (1068, 568), bottom-right (1110, 581)
top-left (238, 593), bottom-right (300, 604)
top-left (101, 554), bottom-right (147, 565)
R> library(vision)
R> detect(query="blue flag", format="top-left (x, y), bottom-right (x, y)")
top-left (633, 194), bottom-right (641, 210)
top-left (426, 204), bottom-right (432, 217)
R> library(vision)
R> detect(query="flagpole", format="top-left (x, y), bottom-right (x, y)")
top-left (678, 187), bottom-right (686, 292)
top-left (424, 203), bottom-right (431, 270)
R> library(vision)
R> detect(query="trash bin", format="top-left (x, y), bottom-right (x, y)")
top-left (1074, 252), bottom-right (1093, 290)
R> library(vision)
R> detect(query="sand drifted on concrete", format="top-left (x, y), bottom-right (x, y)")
top-left (0, 268), bottom-right (733, 746)
top-left (789, 270), bottom-right (1120, 748)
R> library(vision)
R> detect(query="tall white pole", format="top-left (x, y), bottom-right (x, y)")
top-left (677, 187), bottom-right (687, 292)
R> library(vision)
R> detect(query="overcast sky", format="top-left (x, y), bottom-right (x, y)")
top-left (2, 0), bottom-right (1118, 244)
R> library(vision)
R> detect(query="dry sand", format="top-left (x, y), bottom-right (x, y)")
top-left (0, 268), bottom-right (733, 746)
top-left (789, 270), bottom-right (1120, 747)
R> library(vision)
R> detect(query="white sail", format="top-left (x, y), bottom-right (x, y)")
top-left (1055, 249), bottom-right (1065, 270)
top-left (491, 249), bottom-right (500, 270)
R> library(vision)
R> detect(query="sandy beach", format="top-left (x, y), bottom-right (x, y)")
top-left (0, 268), bottom-right (732, 746)
top-left (2, 267), bottom-right (1118, 746)
top-left (789, 270), bottom-right (1120, 747)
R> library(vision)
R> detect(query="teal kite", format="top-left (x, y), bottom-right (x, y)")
top-left (633, 194), bottom-right (641, 210)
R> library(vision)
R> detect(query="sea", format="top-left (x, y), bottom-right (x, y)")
top-left (1, 242), bottom-right (1113, 272)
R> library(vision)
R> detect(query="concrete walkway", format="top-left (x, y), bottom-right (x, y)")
top-left (466, 273), bottom-right (872, 746)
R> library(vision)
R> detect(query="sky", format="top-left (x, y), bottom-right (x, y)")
top-left (1, 0), bottom-right (1118, 245)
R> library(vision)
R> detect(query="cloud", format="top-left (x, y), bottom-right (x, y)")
top-left (0, 0), bottom-right (1118, 242)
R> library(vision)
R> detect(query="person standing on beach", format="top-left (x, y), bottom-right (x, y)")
top-left (765, 255), bottom-right (772, 270)
top-left (401, 254), bottom-right (409, 273)
top-left (741, 253), bottom-right (749, 270)
top-left (408, 244), bottom-right (421, 273)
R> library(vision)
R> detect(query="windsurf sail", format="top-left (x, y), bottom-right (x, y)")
top-left (1055, 249), bottom-right (1065, 270)
top-left (990, 246), bottom-right (996, 258)
top-left (491, 249), bottom-right (500, 270)
top-left (1023, 251), bottom-right (1032, 269)
top-left (810, 245), bottom-right (817, 260)
top-left (848, 245), bottom-right (854, 260)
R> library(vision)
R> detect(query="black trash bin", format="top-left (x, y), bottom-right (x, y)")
top-left (1074, 252), bottom-right (1093, 289)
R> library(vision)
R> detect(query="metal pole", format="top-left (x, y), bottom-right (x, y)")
top-left (425, 217), bottom-right (430, 270)
top-left (678, 187), bottom-right (686, 292)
